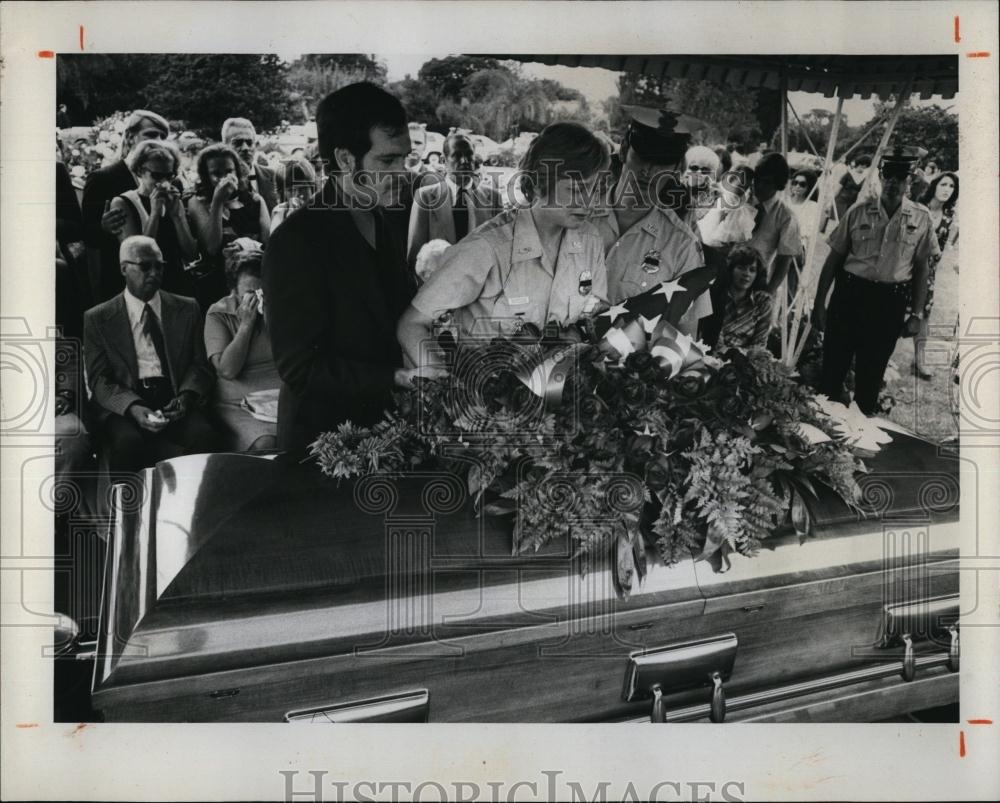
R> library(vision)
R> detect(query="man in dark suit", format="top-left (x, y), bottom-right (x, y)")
top-left (263, 82), bottom-right (446, 452)
top-left (82, 110), bottom-right (171, 304)
top-left (84, 235), bottom-right (219, 473)
top-left (222, 117), bottom-right (278, 214)
top-left (406, 132), bottom-right (504, 269)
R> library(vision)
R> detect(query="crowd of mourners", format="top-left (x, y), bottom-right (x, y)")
top-left (53, 86), bottom-right (959, 519)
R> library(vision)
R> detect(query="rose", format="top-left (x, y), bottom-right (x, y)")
top-left (621, 376), bottom-right (647, 404)
top-left (593, 376), bottom-right (619, 404)
top-left (716, 394), bottom-right (747, 419)
top-left (578, 394), bottom-right (608, 423)
top-left (675, 374), bottom-right (707, 399)
top-left (625, 351), bottom-right (654, 374)
top-left (716, 364), bottom-right (741, 387)
top-left (669, 424), bottom-right (697, 452)
top-left (645, 453), bottom-right (673, 492)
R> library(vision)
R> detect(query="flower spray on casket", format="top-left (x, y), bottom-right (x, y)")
top-left (309, 263), bottom-right (869, 598)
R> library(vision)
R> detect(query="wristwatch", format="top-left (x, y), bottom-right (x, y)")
top-left (910, 311), bottom-right (925, 320)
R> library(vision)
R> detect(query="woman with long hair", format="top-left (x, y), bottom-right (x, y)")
top-left (186, 143), bottom-right (270, 308)
top-left (911, 171), bottom-right (959, 378)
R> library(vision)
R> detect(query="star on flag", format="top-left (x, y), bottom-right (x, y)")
top-left (600, 302), bottom-right (631, 321)
top-left (653, 279), bottom-right (685, 302)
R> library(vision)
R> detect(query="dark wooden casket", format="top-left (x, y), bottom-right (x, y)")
top-left (92, 433), bottom-right (960, 723)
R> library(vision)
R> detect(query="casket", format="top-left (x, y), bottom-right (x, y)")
top-left (91, 433), bottom-right (960, 723)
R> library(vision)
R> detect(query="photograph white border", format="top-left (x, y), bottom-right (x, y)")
top-left (2, 2), bottom-right (998, 800)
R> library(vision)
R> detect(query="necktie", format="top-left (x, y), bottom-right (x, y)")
top-left (453, 187), bottom-right (469, 240)
top-left (754, 203), bottom-right (766, 231)
top-left (142, 303), bottom-right (172, 385)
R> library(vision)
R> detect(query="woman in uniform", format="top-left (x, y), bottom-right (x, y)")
top-left (397, 122), bottom-right (611, 369)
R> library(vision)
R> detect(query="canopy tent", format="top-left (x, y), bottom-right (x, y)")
top-left (496, 53), bottom-right (958, 365)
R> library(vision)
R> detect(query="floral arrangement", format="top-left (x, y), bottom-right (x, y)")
top-left (309, 326), bottom-right (869, 598)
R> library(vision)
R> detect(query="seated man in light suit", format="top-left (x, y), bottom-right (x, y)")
top-left (84, 235), bottom-right (220, 474)
top-left (406, 132), bottom-right (504, 271)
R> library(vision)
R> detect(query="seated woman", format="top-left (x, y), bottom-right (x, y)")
top-left (187, 144), bottom-right (270, 308)
top-left (700, 245), bottom-right (773, 352)
top-left (269, 157), bottom-right (318, 233)
top-left (397, 122), bottom-right (610, 367)
top-left (204, 249), bottom-right (280, 451)
top-left (110, 140), bottom-right (199, 297)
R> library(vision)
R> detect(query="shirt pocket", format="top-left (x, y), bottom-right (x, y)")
top-left (898, 226), bottom-right (921, 261)
top-left (853, 226), bottom-right (881, 258)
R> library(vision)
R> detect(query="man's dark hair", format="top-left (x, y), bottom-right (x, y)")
top-left (316, 82), bottom-right (407, 174)
top-left (443, 133), bottom-right (474, 160)
top-left (754, 152), bottom-right (790, 188)
top-left (851, 154), bottom-right (873, 168)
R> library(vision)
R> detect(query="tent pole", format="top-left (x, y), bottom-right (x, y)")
top-left (858, 77), bottom-right (915, 204)
top-left (787, 93), bottom-right (844, 366)
top-left (780, 71), bottom-right (788, 159)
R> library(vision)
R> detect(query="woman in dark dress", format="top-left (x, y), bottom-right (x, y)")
top-left (110, 140), bottom-right (199, 297)
top-left (186, 144), bottom-right (270, 308)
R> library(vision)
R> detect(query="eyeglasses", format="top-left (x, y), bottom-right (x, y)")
top-left (144, 169), bottom-right (176, 181)
top-left (121, 260), bottom-right (165, 272)
top-left (791, 179), bottom-right (808, 187)
top-left (686, 165), bottom-right (714, 174)
top-left (229, 138), bottom-right (254, 148)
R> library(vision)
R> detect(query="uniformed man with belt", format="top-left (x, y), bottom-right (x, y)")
top-left (811, 145), bottom-right (939, 415)
top-left (397, 122), bottom-right (610, 369)
top-left (591, 105), bottom-right (711, 336)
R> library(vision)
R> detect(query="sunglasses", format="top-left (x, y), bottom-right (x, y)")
top-left (229, 138), bottom-right (254, 148)
top-left (122, 259), bottom-right (165, 272)
top-left (687, 165), bottom-right (714, 174)
top-left (145, 169), bottom-right (176, 182)
top-left (791, 179), bottom-right (808, 187)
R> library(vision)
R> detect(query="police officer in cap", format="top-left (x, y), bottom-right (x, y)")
top-left (592, 105), bottom-right (711, 335)
top-left (811, 145), bottom-right (939, 415)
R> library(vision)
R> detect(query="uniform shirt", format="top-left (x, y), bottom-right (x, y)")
top-left (593, 205), bottom-right (712, 328)
top-left (411, 206), bottom-right (607, 337)
top-left (122, 289), bottom-right (164, 379)
top-left (828, 195), bottom-right (939, 283)
top-left (746, 195), bottom-right (801, 276)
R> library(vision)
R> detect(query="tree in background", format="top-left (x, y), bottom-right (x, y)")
top-left (878, 103), bottom-right (958, 170)
top-left (418, 56), bottom-right (503, 100)
top-left (146, 55), bottom-right (294, 137)
top-left (287, 54), bottom-right (387, 120)
top-left (58, 54), bottom-right (296, 138)
top-left (609, 72), bottom-right (765, 145)
top-left (57, 55), bottom-right (156, 125)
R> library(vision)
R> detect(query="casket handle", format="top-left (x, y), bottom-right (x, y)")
top-left (879, 594), bottom-right (959, 682)
top-left (622, 634), bottom-right (737, 723)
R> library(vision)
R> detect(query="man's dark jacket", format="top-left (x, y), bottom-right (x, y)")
top-left (82, 160), bottom-right (137, 302)
top-left (263, 181), bottom-right (416, 451)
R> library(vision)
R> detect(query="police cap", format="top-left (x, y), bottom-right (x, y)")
top-left (622, 105), bottom-right (705, 165)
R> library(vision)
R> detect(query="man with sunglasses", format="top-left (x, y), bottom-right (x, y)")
top-left (810, 145), bottom-right (939, 415)
top-left (591, 106), bottom-right (711, 336)
top-left (221, 117), bottom-right (278, 214)
top-left (83, 235), bottom-right (219, 473)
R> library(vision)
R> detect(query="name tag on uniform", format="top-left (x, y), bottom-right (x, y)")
top-left (508, 296), bottom-right (530, 306)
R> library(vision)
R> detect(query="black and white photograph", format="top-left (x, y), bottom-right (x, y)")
top-left (2, 2), bottom-right (998, 801)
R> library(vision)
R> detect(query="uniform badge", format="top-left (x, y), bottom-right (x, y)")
top-left (641, 249), bottom-right (661, 274)
top-left (578, 269), bottom-right (593, 295)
